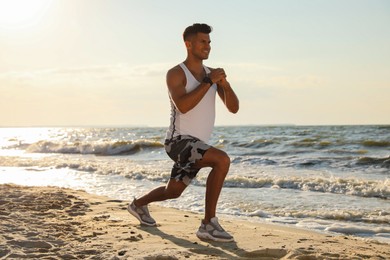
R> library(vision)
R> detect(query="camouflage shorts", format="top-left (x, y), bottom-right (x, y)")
top-left (164, 135), bottom-right (211, 185)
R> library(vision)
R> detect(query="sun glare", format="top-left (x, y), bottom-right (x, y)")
top-left (0, 0), bottom-right (53, 30)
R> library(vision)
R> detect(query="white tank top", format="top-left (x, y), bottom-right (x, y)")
top-left (166, 63), bottom-right (217, 143)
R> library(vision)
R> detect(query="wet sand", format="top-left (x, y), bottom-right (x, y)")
top-left (0, 184), bottom-right (389, 259)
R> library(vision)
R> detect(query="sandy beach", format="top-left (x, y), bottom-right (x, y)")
top-left (0, 184), bottom-right (388, 260)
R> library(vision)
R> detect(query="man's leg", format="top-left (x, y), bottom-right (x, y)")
top-left (134, 178), bottom-right (187, 207)
top-left (194, 147), bottom-right (230, 223)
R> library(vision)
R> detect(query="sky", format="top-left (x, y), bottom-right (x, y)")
top-left (0, 0), bottom-right (389, 127)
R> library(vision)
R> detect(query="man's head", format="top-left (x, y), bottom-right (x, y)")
top-left (183, 23), bottom-right (212, 42)
top-left (183, 23), bottom-right (213, 60)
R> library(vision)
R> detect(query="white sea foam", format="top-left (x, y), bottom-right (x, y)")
top-left (326, 225), bottom-right (390, 235)
top-left (248, 209), bottom-right (270, 218)
top-left (0, 154), bottom-right (388, 199)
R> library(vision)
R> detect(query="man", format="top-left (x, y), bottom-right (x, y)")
top-left (128, 23), bottom-right (239, 242)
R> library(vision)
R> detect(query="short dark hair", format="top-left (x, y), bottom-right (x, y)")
top-left (183, 23), bottom-right (212, 41)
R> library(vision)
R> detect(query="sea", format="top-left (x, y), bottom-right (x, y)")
top-left (0, 125), bottom-right (389, 243)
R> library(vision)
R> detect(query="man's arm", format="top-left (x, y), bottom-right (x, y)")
top-left (166, 66), bottom-right (226, 114)
top-left (217, 74), bottom-right (239, 114)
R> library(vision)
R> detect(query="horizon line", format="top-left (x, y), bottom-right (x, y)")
top-left (0, 123), bottom-right (389, 128)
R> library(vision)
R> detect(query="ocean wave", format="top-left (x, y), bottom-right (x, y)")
top-left (230, 136), bottom-right (390, 151)
top-left (291, 138), bottom-right (331, 148)
top-left (232, 154), bottom-right (390, 170)
top-left (361, 140), bottom-right (390, 148)
top-left (248, 209), bottom-right (390, 225)
top-left (24, 140), bottom-right (164, 156)
top-left (231, 139), bottom-right (277, 149)
top-left (0, 155), bottom-right (388, 199)
top-left (0, 155), bottom-right (171, 182)
top-left (327, 149), bottom-right (368, 155)
top-left (217, 175), bottom-right (390, 199)
top-left (232, 156), bottom-right (277, 165)
top-left (325, 225), bottom-right (390, 235)
top-left (356, 156), bottom-right (390, 168)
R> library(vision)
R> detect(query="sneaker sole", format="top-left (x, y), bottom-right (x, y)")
top-left (127, 204), bottom-right (157, 227)
top-left (196, 230), bottom-right (234, 242)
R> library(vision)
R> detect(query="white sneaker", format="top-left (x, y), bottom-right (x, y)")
top-left (196, 217), bottom-right (234, 242)
top-left (127, 199), bottom-right (156, 226)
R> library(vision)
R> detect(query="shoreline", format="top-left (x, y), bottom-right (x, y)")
top-left (1, 184), bottom-right (389, 259)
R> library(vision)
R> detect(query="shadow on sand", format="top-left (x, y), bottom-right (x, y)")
top-left (137, 226), bottom-right (288, 259)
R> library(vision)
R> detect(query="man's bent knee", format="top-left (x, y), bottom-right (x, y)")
top-left (215, 151), bottom-right (230, 169)
top-left (197, 147), bottom-right (231, 169)
top-left (220, 152), bottom-right (231, 165)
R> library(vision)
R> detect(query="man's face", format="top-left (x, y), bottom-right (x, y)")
top-left (187, 33), bottom-right (211, 60)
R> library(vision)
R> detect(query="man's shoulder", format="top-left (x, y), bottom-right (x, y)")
top-left (168, 64), bottom-right (183, 73)
top-left (167, 64), bottom-right (185, 79)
